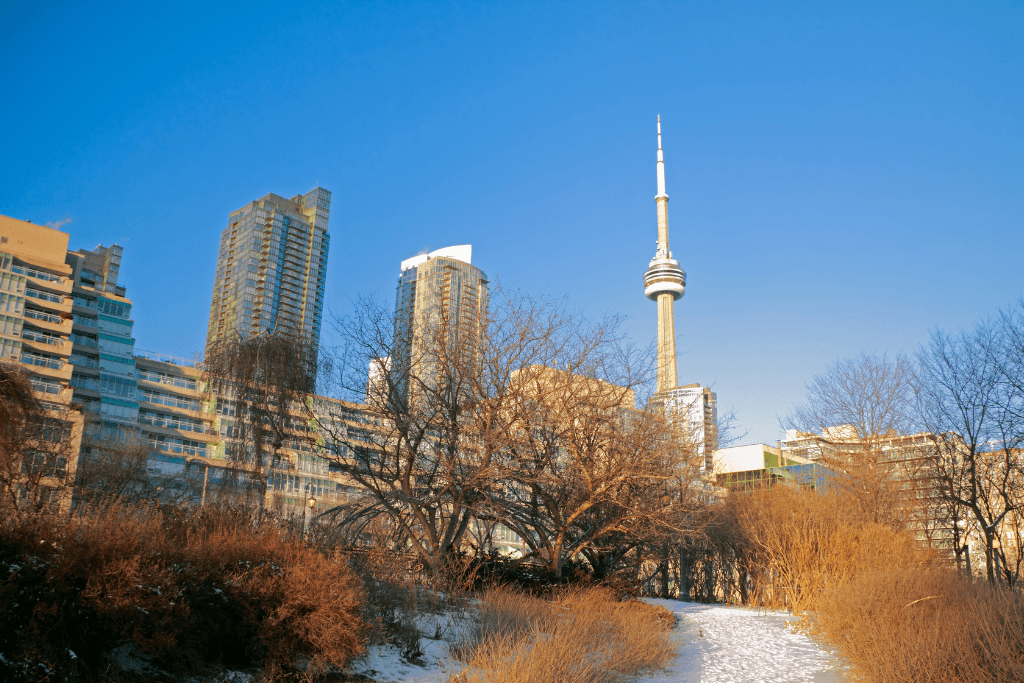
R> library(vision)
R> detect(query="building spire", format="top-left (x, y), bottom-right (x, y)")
top-left (643, 116), bottom-right (686, 393)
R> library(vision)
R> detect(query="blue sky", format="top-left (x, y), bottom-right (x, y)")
top-left (2, 1), bottom-right (1021, 443)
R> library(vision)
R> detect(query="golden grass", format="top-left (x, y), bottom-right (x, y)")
top-left (449, 587), bottom-right (676, 683)
top-left (720, 486), bottom-right (1024, 683)
top-left (811, 569), bottom-right (1024, 683)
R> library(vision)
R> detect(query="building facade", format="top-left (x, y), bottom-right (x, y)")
top-left (205, 188), bottom-right (331, 356)
top-left (0, 215), bottom-right (84, 504)
top-left (392, 245), bottom-right (488, 400)
top-left (782, 427), bottom-right (957, 558)
top-left (662, 383), bottom-right (718, 465)
top-left (66, 243), bottom-right (139, 425)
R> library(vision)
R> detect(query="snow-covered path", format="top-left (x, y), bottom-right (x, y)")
top-left (644, 600), bottom-right (844, 683)
top-left (346, 600), bottom-right (844, 683)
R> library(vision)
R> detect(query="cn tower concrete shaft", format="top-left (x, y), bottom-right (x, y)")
top-left (643, 116), bottom-right (686, 394)
top-left (657, 291), bottom-right (678, 394)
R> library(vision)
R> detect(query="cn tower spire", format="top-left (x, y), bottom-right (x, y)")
top-left (643, 116), bottom-right (686, 393)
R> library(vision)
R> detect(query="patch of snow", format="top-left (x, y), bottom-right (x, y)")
top-left (643, 600), bottom-right (845, 683)
top-left (347, 638), bottom-right (453, 683)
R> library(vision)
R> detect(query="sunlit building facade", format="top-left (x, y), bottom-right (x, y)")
top-left (392, 245), bottom-right (488, 400)
top-left (0, 215), bottom-right (84, 503)
top-left (205, 188), bottom-right (331, 357)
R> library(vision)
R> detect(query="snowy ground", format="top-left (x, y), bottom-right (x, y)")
top-left (644, 600), bottom-right (845, 683)
top-left (345, 600), bottom-right (845, 683)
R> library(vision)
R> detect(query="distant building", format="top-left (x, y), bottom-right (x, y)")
top-left (782, 426), bottom-right (957, 559)
top-left (662, 383), bottom-right (718, 467)
top-left (711, 442), bottom-right (826, 493)
top-left (205, 188), bottom-right (331, 356)
top-left (392, 245), bottom-right (488, 400)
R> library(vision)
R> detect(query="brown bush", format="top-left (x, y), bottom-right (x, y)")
top-left (449, 587), bottom-right (676, 683)
top-left (718, 485), bottom-right (937, 613)
top-left (811, 569), bottom-right (1024, 683)
top-left (0, 504), bottom-right (366, 682)
top-left (712, 485), bottom-right (1024, 682)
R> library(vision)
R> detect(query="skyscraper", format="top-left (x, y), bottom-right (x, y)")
top-left (392, 245), bottom-right (488, 399)
top-left (205, 188), bottom-right (331, 357)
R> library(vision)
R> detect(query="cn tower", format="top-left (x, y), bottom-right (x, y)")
top-left (643, 116), bottom-right (686, 394)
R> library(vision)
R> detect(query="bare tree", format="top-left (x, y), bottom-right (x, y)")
top-left (313, 289), bottom-right (511, 576)
top-left (0, 362), bottom-right (81, 518)
top-left (786, 353), bottom-right (929, 528)
top-left (314, 288), bottom-right (706, 579)
top-left (204, 331), bottom-right (318, 499)
top-left (491, 361), bottom-right (700, 578)
top-left (918, 309), bottom-right (1024, 585)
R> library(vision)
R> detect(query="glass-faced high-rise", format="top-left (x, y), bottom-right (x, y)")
top-left (205, 188), bottom-right (330, 356)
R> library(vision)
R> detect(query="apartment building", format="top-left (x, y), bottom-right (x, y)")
top-left (392, 245), bottom-right (488, 401)
top-left (661, 383), bottom-right (718, 468)
top-left (782, 427), bottom-right (956, 557)
top-left (65, 243), bottom-right (139, 425)
top-left (206, 188), bottom-right (331, 356)
top-left (0, 215), bottom-right (83, 504)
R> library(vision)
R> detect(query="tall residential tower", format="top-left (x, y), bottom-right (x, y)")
top-left (390, 245), bottom-right (488, 401)
top-left (206, 188), bottom-right (330, 357)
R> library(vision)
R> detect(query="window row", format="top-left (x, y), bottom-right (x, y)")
top-left (139, 388), bottom-right (201, 412)
top-left (25, 288), bottom-right (64, 304)
top-left (137, 368), bottom-right (197, 390)
top-left (139, 410), bottom-right (206, 433)
top-left (24, 308), bottom-right (63, 324)
top-left (148, 435), bottom-right (207, 457)
top-left (22, 352), bottom-right (65, 370)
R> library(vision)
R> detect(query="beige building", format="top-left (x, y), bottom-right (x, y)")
top-left (782, 427), bottom-right (956, 558)
top-left (392, 245), bottom-right (488, 401)
top-left (206, 188), bottom-right (331, 357)
top-left (0, 215), bottom-right (84, 506)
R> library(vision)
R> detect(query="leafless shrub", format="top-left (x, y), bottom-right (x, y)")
top-left (0, 503), bottom-right (366, 682)
top-left (449, 587), bottom-right (676, 683)
top-left (812, 569), bottom-right (1024, 682)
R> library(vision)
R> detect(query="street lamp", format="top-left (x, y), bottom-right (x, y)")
top-left (303, 483), bottom-right (317, 540)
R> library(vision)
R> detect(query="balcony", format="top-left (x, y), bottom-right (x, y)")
top-left (22, 352), bottom-right (66, 370)
top-left (21, 329), bottom-right (64, 347)
top-left (10, 264), bottom-right (67, 285)
top-left (23, 308), bottom-right (66, 325)
top-left (25, 288), bottom-right (65, 305)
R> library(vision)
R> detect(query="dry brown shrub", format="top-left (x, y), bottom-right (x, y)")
top-left (0, 503), bottom-right (366, 682)
top-left (724, 485), bottom-right (937, 614)
top-left (717, 485), bottom-right (1024, 682)
top-left (449, 587), bottom-right (675, 683)
top-left (811, 569), bottom-right (1024, 683)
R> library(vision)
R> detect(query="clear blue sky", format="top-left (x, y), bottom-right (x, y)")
top-left (2, 1), bottom-right (1021, 444)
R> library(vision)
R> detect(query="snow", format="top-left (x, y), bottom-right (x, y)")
top-left (346, 638), bottom-right (451, 683)
top-left (643, 600), bottom-right (845, 683)
top-left (343, 600), bottom-right (845, 683)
